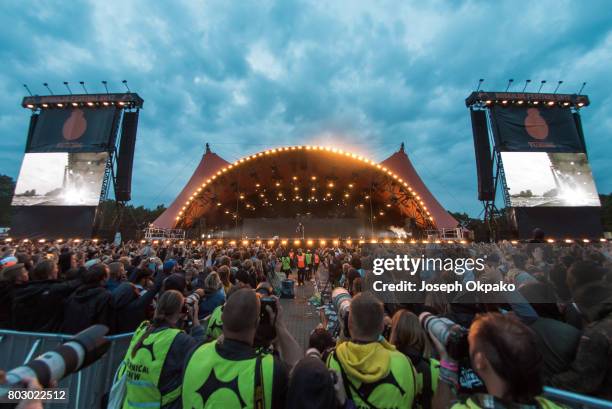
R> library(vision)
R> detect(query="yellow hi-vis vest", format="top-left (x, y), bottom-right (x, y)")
top-left (327, 348), bottom-right (417, 409)
top-left (121, 321), bottom-right (181, 409)
top-left (182, 340), bottom-right (275, 409)
top-left (206, 305), bottom-right (224, 340)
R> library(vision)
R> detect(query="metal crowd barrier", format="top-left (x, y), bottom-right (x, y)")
top-left (0, 329), bottom-right (133, 409)
top-left (543, 387), bottom-right (612, 409)
top-left (1, 329), bottom-right (611, 409)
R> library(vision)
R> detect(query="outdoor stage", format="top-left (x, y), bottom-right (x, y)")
top-left (151, 143), bottom-right (462, 240)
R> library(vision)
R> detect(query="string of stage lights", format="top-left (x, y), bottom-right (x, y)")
top-left (175, 145), bottom-right (434, 225)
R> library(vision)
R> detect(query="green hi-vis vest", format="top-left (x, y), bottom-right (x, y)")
top-left (182, 340), bottom-right (275, 409)
top-left (327, 348), bottom-right (417, 409)
top-left (281, 257), bottom-right (291, 271)
top-left (121, 322), bottom-right (181, 409)
top-left (452, 395), bottom-right (566, 409)
top-left (206, 305), bottom-right (224, 340)
top-left (305, 253), bottom-right (312, 265)
top-left (413, 358), bottom-right (440, 409)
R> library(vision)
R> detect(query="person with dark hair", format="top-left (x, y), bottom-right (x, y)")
top-left (518, 281), bottom-right (582, 381)
top-left (550, 282), bottom-right (612, 399)
top-left (60, 263), bottom-right (114, 334)
top-left (566, 260), bottom-right (607, 294)
top-left (431, 313), bottom-right (562, 408)
top-left (326, 291), bottom-right (417, 408)
top-left (286, 354), bottom-right (345, 409)
top-left (112, 273), bottom-right (162, 334)
top-left (120, 290), bottom-right (204, 409)
top-left (11, 259), bottom-right (81, 332)
top-left (183, 288), bottom-right (301, 408)
top-left (0, 263), bottom-right (29, 328)
top-left (308, 326), bottom-right (335, 355)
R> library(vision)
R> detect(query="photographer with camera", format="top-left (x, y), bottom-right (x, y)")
top-left (182, 288), bottom-right (301, 409)
top-left (429, 312), bottom-right (562, 409)
top-left (118, 289), bottom-right (204, 409)
top-left (326, 291), bottom-right (417, 408)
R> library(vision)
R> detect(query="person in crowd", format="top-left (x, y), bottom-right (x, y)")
top-left (217, 265), bottom-right (233, 294)
top-left (308, 326), bottom-right (335, 355)
top-left (390, 309), bottom-right (438, 409)
top-left (112, 275), bottom-right (162, 334)
top-left (326, 291), bottom-right (417, 408)
top-left (0, 262), bottom-right (29, 328)
top-left (61, 263), bottom-right (114, 334)
top-left (120, 290), bottom-right (204, 409)
top-left (106, 261), bottom-right (127, 293)
top-left (286, 353), bottom-right (345, 409)
top-left (11, 259), bottom-right (81, 332)
top-left (518, 281), bottom-right (582, 381)
top-left (431, 312), bottom-right (562, 408)
top-left (182, 288), bottom-right (301, 408)
top-left (131, 266), bottom-right (154, 296)
top-left (550, 281), bottom-right (612, 399)
top-left (281, 251), bottom-right (292, 279)
top-left (198, 271), bottom-right (225, 319)
top-left (295, 248), bottom-right (307, 286)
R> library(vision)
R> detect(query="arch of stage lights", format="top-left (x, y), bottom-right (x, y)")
top-left (174, 145), bottom-right (435, 228)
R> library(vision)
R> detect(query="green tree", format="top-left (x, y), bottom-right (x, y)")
top-left (0, 174), bottom-right (15, 226)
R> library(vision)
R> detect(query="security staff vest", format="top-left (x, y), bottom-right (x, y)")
top-left (182, 340), bottom-right (275, 409)
top-left (121, 322), bottom-right (181, 409)
top-left (327, 348), bottom-right (417, 409)
top-left (206, 305), bottom-right (224, 340)
top-left (296, 255), bottom-right (305, 268)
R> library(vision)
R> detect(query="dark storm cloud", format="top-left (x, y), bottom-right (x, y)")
top-left (1, 0), bottom-right (611, 215)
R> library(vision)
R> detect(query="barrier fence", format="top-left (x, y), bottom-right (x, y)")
top-left (0, 329), bottom-right (132, 409)
top-left (0, 329), bottom-right (611, 408)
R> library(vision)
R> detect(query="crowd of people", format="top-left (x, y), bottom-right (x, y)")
top-left (0, 237), bottom-right (611, 408)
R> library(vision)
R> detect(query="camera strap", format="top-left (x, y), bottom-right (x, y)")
top-left (333, 351), bottom-right (381, 409)
top-left (254, 353), bottom-right (265, 409)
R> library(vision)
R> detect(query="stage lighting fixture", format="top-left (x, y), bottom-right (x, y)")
top-left (217, 202), bottom-right (222, 206)
top-left (103, 101), bottom-right (110, 106)
top-left (320, 240), bottom-right (327, 246)
top-left (485, 100), bottom-right (492, 105)
top-left (563, 102), bottom-right (570, 106)
top-left (38, 239), bottom-right (45, 243)
top-left (501, 100), bottom-right (508, 104)
top-left (294, 187), bottom-right (299, 191)
top-left (42, 103), bottom-right (49, 108)
top-left (268, 240), bottom-right (274, 245)
top-left (582, 239), bottom-right (590, 243)
top-left (292, 176), bottom-right (298, 180)
top-left (57, 103), bottom-right (64, 107)
top-left (348, 184), bottom-right (354, 188)
top-left (344, 193), bottom-right (349, 198)
top-left (307, 240), bottom-right (314, 246)
top-left (328, 182), bottom-right (334, 188)
top-left (118, 101), bottom-right (125, 106)
top-left (26, 104), bottom-right (34, 109)
top-left (547, 101), bottom-right (555, 106)
top-left (517, 100), bottom-right (524, 105)
top-left (239, 194), bottom-right (245, 199)
top-left (311, 176), bottom-right (317, 180)
top-left (281, 240), bottom-right (288, 245)
top-left (386, 204), bottom-right (391, 207)
top-left (294, 240), bottom-right (301, 246)
top-left (140, 240), bottom-right (146, 244)
top-left (577, 102), bottom-right (585, 107)
top-left (87, 102), bottom-right (94, 106)
top-left (333, 240), bottom-right (339, 246)
top-left (600, 238), bottom-right (607, 242)
top-left (71, 102), bottom-right (78, 107)
top-left (217, 240), bottom-right (223, 245)
top-left (564, 239), bottom-right (574, 243)
top-left (206, 240), bottom-right (213, 245)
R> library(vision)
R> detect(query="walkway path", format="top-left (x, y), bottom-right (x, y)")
top-left (279, 281), bottom-right (320, 351)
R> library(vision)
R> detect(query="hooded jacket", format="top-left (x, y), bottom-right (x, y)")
top-left (61, 284), bottom-right (113, 334)
top-left (550, 282), bottom-right (612, 399)
top-left (11, 279), bottom-right (81, 332)
top-left (112, 281), bottom-right (159, 334)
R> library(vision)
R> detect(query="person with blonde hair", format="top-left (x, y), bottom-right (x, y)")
top-left (120, 290), bottom-right (204, 409)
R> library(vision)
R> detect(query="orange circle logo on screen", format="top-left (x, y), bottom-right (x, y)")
top-left (524, 108), bottom-right (548, 140)
top-left (62, 109), bottom-right (87, 140)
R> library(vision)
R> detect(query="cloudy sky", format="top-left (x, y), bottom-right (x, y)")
top-left (1, 0), bottom-right (611, 216)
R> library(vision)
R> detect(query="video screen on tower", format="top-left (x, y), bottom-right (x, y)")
top-left (11, 152), bottom-right (108, 206)
top-left (491, 106), bottom-right (584, 152)
top-left (500, 152), bottom-right (600, 207)
top-left (27, 107), bottom-right (118, 153)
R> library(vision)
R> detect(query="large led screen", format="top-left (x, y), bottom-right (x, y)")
top-left (11, 152), bottom-right (108, 206)
top-left (501, 152), bottom-right (600, 207)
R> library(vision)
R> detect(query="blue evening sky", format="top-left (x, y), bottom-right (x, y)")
top-left (1, 1), bottom-right (611, 216)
